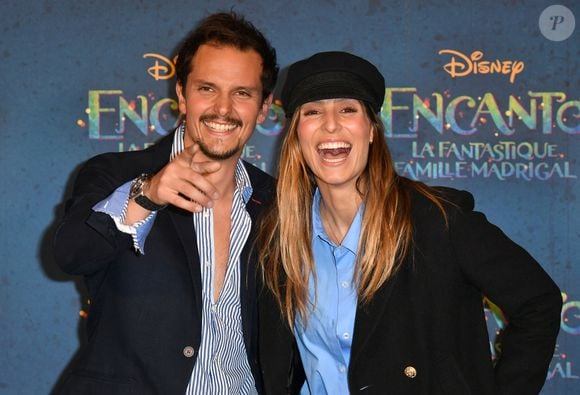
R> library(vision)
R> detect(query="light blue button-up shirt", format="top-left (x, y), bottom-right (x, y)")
top-left (295, 188), bottom-right (362, 395)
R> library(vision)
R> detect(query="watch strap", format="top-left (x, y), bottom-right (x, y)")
top-left (134, 194), bottom-right (167, 211)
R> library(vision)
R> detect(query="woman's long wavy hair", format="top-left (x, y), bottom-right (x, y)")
top-left (257, 102), bottom-right (445, 328)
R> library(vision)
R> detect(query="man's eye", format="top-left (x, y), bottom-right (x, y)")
top-left (199, 86), bottom-right (213, 92)
top-left (236, 90), bottom-right (251, 97)
top-left (303, 109), bottom-right (319, 116)
top-left (341, 107), bottom-right (357, 113)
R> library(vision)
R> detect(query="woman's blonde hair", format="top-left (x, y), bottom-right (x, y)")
top-left (257, 102), bottom-right (445, 328)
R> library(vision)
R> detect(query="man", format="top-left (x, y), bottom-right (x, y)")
top-left (53, 12), bottom-right (278, 394)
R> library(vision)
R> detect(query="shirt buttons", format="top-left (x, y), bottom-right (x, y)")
top-left (341, 281), bottom-right (349, 288)
top-left (211, 304), bottom-right (217, 313)
top-left (342, 332), bottom-right (350, 340)
top-left (338, 364), bottom-right (346, 373)
top-left (183, 346), bottom-right (195, 358)
top-left (404, 366), bottom-right (417, 378)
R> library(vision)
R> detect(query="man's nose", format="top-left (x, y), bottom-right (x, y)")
top-left (215, 93), bottom-right (232, 116)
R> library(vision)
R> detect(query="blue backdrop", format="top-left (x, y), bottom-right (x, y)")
top-left (1, 1), bottom-right (578, 393)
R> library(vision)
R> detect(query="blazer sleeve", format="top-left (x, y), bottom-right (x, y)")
top-left (53, 154), bottom-right (136, 276)
top-left (444, 190), bottom-right (561, 394)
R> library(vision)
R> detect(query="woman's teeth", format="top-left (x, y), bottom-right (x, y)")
top-left (317, 142), bottom-right (351, 158)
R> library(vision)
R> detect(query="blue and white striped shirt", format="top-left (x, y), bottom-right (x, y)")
top-left (180, 145), bottom-right (257, 394)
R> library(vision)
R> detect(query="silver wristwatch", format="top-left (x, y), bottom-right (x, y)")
top-left (129, 173), bottom-right (166, 211)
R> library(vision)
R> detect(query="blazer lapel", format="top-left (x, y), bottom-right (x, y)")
top-left (350, 274), bottom-right (398, 369)
top-left (239, 195), bottom-right (263, 352)
top-left (150, 130), bottom-right (203, 321)
top-left (168, 207), bottom-right (203, 323)
top-left (239, 162), bottom-right (274, 352)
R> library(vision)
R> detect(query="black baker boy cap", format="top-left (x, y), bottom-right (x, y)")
top-left (281, 51), bottom-right (385, 118)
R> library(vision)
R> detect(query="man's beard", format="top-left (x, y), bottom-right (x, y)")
top-left (196, 114), bottom-right (244, 160)
top-left (196, 139), bottom-right (240, 161)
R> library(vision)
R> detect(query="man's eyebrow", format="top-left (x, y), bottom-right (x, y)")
top-left (191, 79), bottom-right (261, 93)
top-left (191, 79), bottom-right (216, 87)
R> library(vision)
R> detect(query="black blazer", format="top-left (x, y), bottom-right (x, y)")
top-left (54, 131), bottom-right (275, 394)
top-left (259, 187), bottom-right (561, 395)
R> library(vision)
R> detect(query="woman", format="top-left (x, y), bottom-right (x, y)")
top-left (257, 51), bottom-right (562, 395)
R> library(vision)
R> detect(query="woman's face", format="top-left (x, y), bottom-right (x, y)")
top-left (297, 98), bottom-right (373, 191)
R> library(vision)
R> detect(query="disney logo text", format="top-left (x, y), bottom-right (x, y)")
top-left (439, 50), bottom-right (525, 84)
top-left (143, 53), bottom-right (176, 80)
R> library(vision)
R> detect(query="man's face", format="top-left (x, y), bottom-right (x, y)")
top-left (176, 44), bottom-right (270, 161)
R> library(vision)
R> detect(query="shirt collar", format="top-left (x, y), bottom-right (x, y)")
top-left (312, 188), bottom-right (363, 254)
top-left (170, 124), bottom-right (253, 204)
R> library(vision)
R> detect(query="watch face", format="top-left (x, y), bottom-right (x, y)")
top-left (129, 174), bottom-right (148, 199)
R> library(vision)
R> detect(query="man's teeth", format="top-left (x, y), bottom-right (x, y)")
top-left (317, 142), bottom-right (351, 150)
top-left (204, 120), bottom-right (238, 132)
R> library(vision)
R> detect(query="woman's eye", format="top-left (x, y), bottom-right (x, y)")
top-left (341, 107), bottom-right (357, 113)
top-left (303, 109), bottom-right (320, 116)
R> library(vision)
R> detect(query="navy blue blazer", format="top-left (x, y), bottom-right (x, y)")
top-left (259, 186), bottom-right (561, 395)
top-left (54, 131), bottom-right (275, 394)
